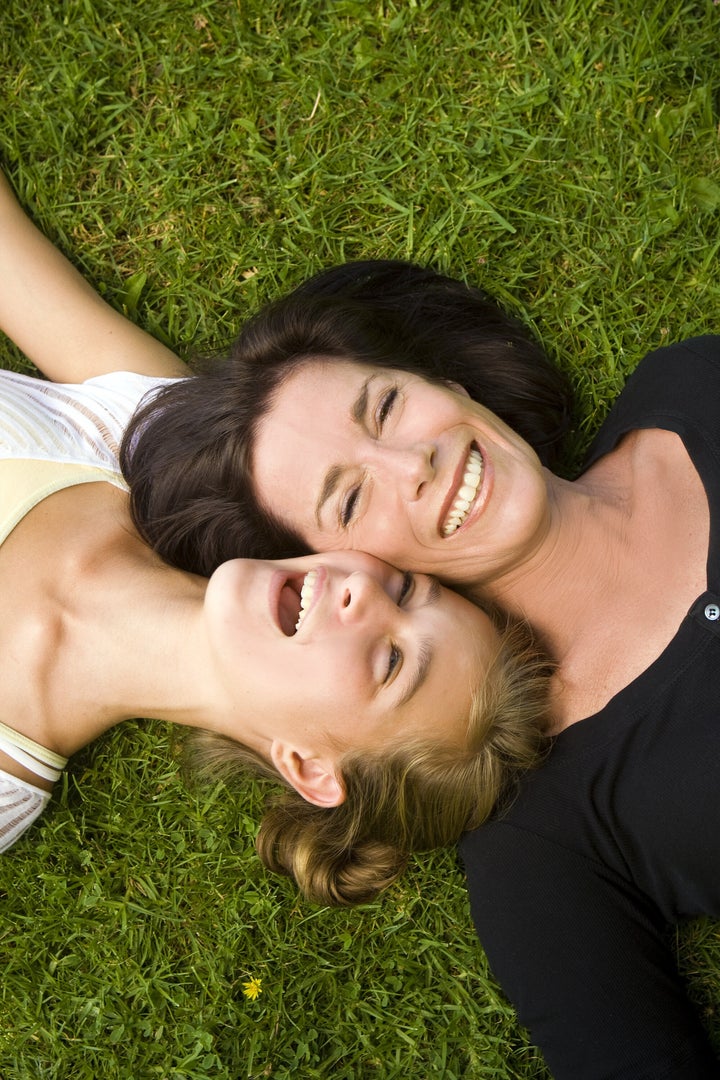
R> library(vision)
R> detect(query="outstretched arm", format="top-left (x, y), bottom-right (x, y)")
top-left (0, 171), bottom-right (190, 383)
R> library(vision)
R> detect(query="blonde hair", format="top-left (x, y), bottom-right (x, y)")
top-left (182, 618), bottom-right (551, 906)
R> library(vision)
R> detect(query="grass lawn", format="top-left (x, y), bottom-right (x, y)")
top-left (1, 1), bottom-right (719, 1076)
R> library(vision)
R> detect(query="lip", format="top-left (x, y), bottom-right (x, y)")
top-left (437, 442), bottom-right (490, 538)
top-left (270, 565), bottom-right (327, 635)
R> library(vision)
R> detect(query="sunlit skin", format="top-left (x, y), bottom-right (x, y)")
top-left (0, 481), bottom-right (496, 810)
top-left (0, 173), bottom-right (509, 819)
top-left (252, 355), bottom-right (712, 732)
top-left (203, 550), bottom-right (497, 781)
top-left (252, 359), bottom-right (553, 588)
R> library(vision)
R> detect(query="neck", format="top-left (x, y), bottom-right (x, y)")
top-left (483, 466), bottom-right (634, 667)
top-left (44, 538), bottom-right (210, 751)
top-left (0, 482), bottom-right (263, 765)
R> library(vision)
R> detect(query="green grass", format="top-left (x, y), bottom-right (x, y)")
top-left (1, 0), bottom-right (719, 1075)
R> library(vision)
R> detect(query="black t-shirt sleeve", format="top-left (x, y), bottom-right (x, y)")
top-left (460, 824), bottom-right (720, 1079)
top-left (584, 334), bottom-right (720, 470)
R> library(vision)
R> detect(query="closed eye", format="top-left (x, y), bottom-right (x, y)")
top-left (385, 642), bottom-right (402, 683)
top-left (398, 571), bottom-right (414, 606)
top-left (376, 387), bottom-right (398, 432)
top-left (341, 484), bottom-right (361, 527)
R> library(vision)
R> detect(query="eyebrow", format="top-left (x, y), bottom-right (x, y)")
top-left (314, 465), bottom-right (343, 528)
top-left (395, 576), bottom-right (442, 708)
top-left (350, 375), bottom-right (373, 425)
top-left (313, 373), bottom-right (375, 528)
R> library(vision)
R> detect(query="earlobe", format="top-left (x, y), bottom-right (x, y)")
top-left (270, 740), bottom-right (345, 807)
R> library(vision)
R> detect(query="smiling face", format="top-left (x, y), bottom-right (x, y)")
top-left (252, 359), bottom-right (551, 586)
top-left (203, 550), bottom-right (496, 797)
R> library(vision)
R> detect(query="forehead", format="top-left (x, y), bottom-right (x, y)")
top-left (274, 357), bottom-right (384, 407)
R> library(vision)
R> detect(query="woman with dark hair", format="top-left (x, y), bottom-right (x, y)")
top-left (0, 172), bottom-right (553, 908)
top-left (123, 262), bottom-right (720, 1079)
top-left (122, 260), bottom-right (572, 574)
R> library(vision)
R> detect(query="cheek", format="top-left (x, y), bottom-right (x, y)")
top-left (355, 518), bottom-right (416, 565)
top-left (418, 391), bottom-right (471, 429)
top-left (294, 643), bottom-right (365, 702)
top-left (304, 523), bottom-right (352, 555)
top-left (349, 514), bottom-right (441, 575)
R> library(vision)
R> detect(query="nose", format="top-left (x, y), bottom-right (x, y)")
top-left (337, 571), bottom-right (396, 625)
top-left (374, 443), bottom-right (435, 501)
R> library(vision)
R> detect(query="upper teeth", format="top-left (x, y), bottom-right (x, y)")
top-left (442, 448), bottom-right (483, 537)
top-left (295, 568), bottom-right (319, 631)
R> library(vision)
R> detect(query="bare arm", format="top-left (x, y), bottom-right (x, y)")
top-left (0, 171), bottom-right (190, 383)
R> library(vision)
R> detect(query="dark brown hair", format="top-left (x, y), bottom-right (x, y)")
top-left (121, 260), bottom-right (573, 575)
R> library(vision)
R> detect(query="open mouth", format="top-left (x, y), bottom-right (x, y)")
top-left (277, 569), bottom-right (319, 636)
top-left (442, 445), bottom-right (484, 537)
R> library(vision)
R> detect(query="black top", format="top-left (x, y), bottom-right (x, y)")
top-left (459, 336), bottom-right (720, 1079)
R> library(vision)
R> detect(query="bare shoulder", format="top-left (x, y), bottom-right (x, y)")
top-left (0, 481), bottom-right (130, 754)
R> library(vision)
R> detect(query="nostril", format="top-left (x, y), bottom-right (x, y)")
top-left (342, 588), bottom-right (352, 608)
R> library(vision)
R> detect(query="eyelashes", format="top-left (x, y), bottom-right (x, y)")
top-left (385, 642), bottom-right (402, 683)
top-left (384, 571), bottom-right (414, 682)
top-left (341, 486), bottom-right (360, 527)
top-left (376, 387), bottom-right (398, 430)
top-left (398, 570), bottom-right (413, 605)
top-left (340, 385), bottom-right (400, 529)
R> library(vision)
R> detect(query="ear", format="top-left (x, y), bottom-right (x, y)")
top-left (444, 379), bottom-right (470, 398)
top-left (270, 740), bottom-right (345, 807)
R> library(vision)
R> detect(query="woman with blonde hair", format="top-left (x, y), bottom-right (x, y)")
top-left (123, 257), bottom-right (720, 1077)
top-left (0, 171), bottom-right (551, 909)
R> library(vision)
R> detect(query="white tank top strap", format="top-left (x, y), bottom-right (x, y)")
top-left (0, 770), bottom-right (51, 852)
top-left (0, 721), bottom-right (67, 783)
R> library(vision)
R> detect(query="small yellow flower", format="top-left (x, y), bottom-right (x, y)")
top-left (242, 976), bottom-right (263, 1001)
